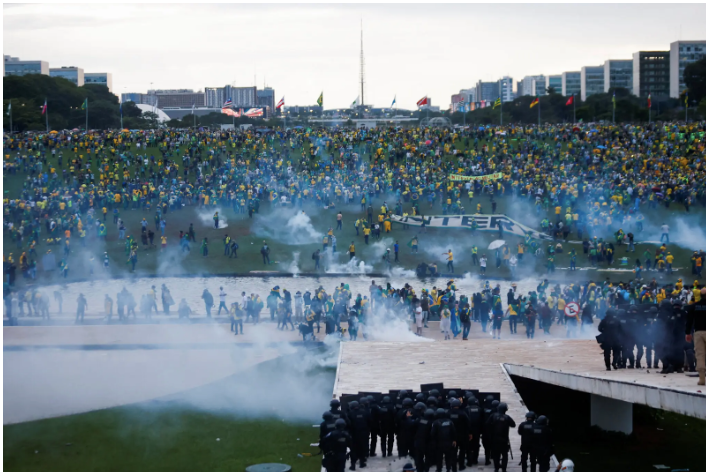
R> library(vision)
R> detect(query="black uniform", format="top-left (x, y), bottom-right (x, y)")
top-left (348, 406), bottom-right (371, 469)
top-left (621, 308), bottom-right (639, 368)
top-left (449, 404), bottom-right (470, 470)
top-left (321, 429), bottom-right (353, 472)
top-left (517, 419), bottom-right (535, 472)
top-left (531, 421), bottom-right (553, 472)
top-left (486, 409), bottom-right (515, 472)
top-left (378, 400), bottom-right (396, 457)
top-left (465, 400), bottom-right (483, 466)
top-left (396, 406), bottom-right (416, 458)
top-left (413, 410), bottom-right (435, 472)
top-left (597, 310), bottom-right (621, 370)
top-left (368, 397), bottom-right (381, 456)
top-left (481, 401), bottom-right (496, 465)
top-left (431, 412), bottom-right (457, 472)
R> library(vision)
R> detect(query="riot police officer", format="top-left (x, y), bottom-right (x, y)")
top-left (486, 402), bottom-right (516, 472)
top-left (378, 396), bottom-right (396, 457)
top-left (321, 411), bottom-right (337, 443)
top-left (348, 401), bottom-right (371, 470)
top-left (531, 416), bottom-right (553, 472)
top-left (449, 398), bottom-right (470, 471)
top-left (321, 419), bottom-right (352, 472)
top-left (465, 396), bottom-right (483, 466)
top-left (367, 395), bottom-right (381, 457)
top-left (517, 411), bottom-right (536, 472)
top-left (397, 397), bottom-right (416, 458)
top-left (414, 408), bottom-right (435, 472)
top-left (597, 309), bottom-right (621, 370)
top-left (431, 408), bottom-right (457, 472)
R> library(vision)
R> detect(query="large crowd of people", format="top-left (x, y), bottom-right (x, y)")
top-left (3, 121), bottom-right (706, 282)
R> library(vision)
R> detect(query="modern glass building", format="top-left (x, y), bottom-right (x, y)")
top-left (4, 56), bottom-right (49, 77)
top-left (670, 40), bottom-right (706, 98)
top-left (84, 72), bottom-right (113, 93)
top-left (562, 71), bottom-right (581, 98)
top-left (50, 67), bottom-right (84, 86)
top-left (580, 66), bottom-right (604, 101)
top-left (603, 60), bottom-right (633, 92)
top-left (548, 75), bottom-right (562, 95)
top-left (632, 51), bottom-right (670, 98)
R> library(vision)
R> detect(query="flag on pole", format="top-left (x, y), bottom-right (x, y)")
top-left (685, 91), bottom-right (689, 108)
top-left (6, 102), bottom-right (11, 115)
top-left (81, 98), bottom-right (87, 110)
top-left (276, 97), bottom-right (285, 109)
top-left (565, 95), bottom-right (574, 106)
top-left (493, 98), bottom-right (501, 109)
top-left (416, 96), bottom-right (428, 107)
top-left (529, 97), bottom-right (539, 108)
top-left (351, 96), bottom-right (358, 108)
top-left (647, 93), bottom-right (651, 109)
top-left (391, 95), bottom-right (396, 107)
top-left (244, 108), bottom-right (264, 118)
top-left (223, 98), bottom-right (233, 108)
top-left (316, 92), bottom-right (323, 107)
top-left (41, 99), bottom-right (47, 115)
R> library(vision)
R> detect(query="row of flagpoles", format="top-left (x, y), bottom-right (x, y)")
top-left (8, 90), bottom-right (687, 133)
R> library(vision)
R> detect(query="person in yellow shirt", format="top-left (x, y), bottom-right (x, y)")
top-left (348, 242), bottom-right (355, 260)
top-left (363, 227), bottom-right (371, 244)
top-left (666, 252), bottom-right (674, 273)
top-left (443, 249), bottom-right (454, 273)
top-left (161, 236), bottom-right (167, 251)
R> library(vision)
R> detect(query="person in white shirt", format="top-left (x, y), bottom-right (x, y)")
top-left (660, 224), bottom-right (670, 243)
top-left (415, 305), bottom-right (423, 336)
top-left (217, 287), bottom-right (228, 315)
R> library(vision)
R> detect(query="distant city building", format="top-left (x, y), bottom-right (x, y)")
top-left (257, 87), bottom-right (275, 114)
top-left (632, 51), bottom-right (670, 98)
top-left (669, 40), bottom-right (706, 98)
top-left (229, 86), bottom-right (258, 107)
top-left (548, 75), bottom-right (562, 94)
top-left (603, 59), bottom-right (633, 92)
top-left (121, 93), bottom-right (143, 103)
top-left (531, 75), bottom-right (547, 96)
top-left (84, 72), bottom-right (113, 93)
top-left (4, 55), bottom-right (49, 77)
top-left (580, 65), bottom-right (604, 101)
top-left (515, 80), bottom-right (525, 97)
top-left (562, 71), bottom-right (581, 98)
top-left (146, 89), bottom-right (205, 108)
top-left (460, 88), bottom-right (476, 103)
top-left (475, 80), bottom-right (499, 102)
top-left (498, 76), bottom-right (514, 102)
top-left (205, 87), bottom-right (226, 108)
top-left (50, 66), bottom-right (84, 86)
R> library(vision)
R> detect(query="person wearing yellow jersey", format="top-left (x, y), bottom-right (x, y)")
top-left (443, 249), bottom-right (454, 273)
top-left (348, 242), bottom-right (355, 261)
top-left (363, 226), bottom-right (371, 244)
top-left (505, 303), bottom-right (518, 334)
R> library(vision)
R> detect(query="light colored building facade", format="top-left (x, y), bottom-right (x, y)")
top-left (498, 76), bottom-right (514, 102)
top-left (205, 87), bottom-right (226, 108)
top-left (603, 60), bottom-right (633, 92)
top-left (146, 89), bottom-right (205, 108)
top-left (50, 66), bottom-right (84, 86)
top-left (548, 75), bottom-right (562, 94)
top-left (562, 71), bottom-right (581, 98)
top-left (632, 51), bottom-right (670, 98)
top-left (4, 55), bottom-right (49, 77)
top-left (84, 72), bottom-right (113, 93)
top-left (669, 40), bottom-right (706, 98)
top-left (580, 66), bottom-right (604, 101)
top-left (476, 81), bottom-right (499, 102)
top-left (228, 86), bottom-right (258, 107)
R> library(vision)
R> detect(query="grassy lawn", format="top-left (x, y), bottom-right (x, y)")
top-left (4, 138), bottom-right (704, 287)
top-left (3, 353), bottom-right (334, 472)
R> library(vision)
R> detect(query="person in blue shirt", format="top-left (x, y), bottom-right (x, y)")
top-left (394, 241), bottom-right (400, 262)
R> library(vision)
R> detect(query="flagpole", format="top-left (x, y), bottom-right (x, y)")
top-left (573, 94), bottom-right (576, 123)
top-left (9, 101), bottom-right (12, 133)
top-left (648, 98), bottom-right (651, 124)
top-left (685, 93), bottom-right (688, 123)
top-left (45, 97), bottom-right (49, 133)
top-left (538, 96), bottom-right (540, 127)
top-left (500, 98), bottom-right (503, 126)
top-left (85, 100), bottom-right (88, 131)
top-left (120, 104), bottom-right (123, 130)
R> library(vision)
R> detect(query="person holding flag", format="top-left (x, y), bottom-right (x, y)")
top-left (566, 94), bottom-right (575, 123)
top-left (81, 98), bottom-right (88, 130)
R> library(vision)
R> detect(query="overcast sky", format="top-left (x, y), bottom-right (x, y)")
top-left (4, 3), bottom-right (705, 109)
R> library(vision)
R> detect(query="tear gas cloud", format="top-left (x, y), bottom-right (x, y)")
top-left (197, 206), bottom-right (229, 229)
top-left (252, 208), bottom-right (322, 245)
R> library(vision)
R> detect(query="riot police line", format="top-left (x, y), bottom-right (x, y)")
top-left (597, 300), bottom-right (696, 372)
top-left (318, 384), bottom-right (557, 472)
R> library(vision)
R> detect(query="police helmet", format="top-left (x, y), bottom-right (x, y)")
top-left (558, 459), bottom-right (574, 472)
top-left (497, 402), bottom-right (508, 414)
top-left (402, 398), bottom-right (413, 407)
top-left (399, 389), bottom-right (409, 398)
top-left (330, 399), bottom-right (341, 408)
top-left (448, 390), bottom-right (457, 398)
top-left (335, 418), bottom-right (347, 430)
top-left (536, 415), bottom-right (549, 426)
top-left (382, 396), bottom-right (391, 404)
top-left (360, 397), bottom-right (370, 405)
top-left (427, 396), bottom-right (438, 406)
top-left (424, 408), bottom-right (435, 419)
top-left (491, 400), bottom-right (500, 409)
top-left (366, 395), bottom-right (375, 403)
top-left (349, 401), bottom-right (359, 410)
top-left (436, 408), bottom-right (447, 418)
top-left (525, 411), bottom-right (536, 420)
top-left (414, 402), bottom-right (426, 411)
top-left (323, 411), bottom-right (333, 421)
top-left (649, 306), bottom-right (658, 313)
top-left (416, 393), bottom-right (426, 402)
top-left (402, 463), bottom-right (416, 472)
top-left (430, 389), bottom-right (440, 397)
top-left (450, 398), bottom-right (461, 409)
